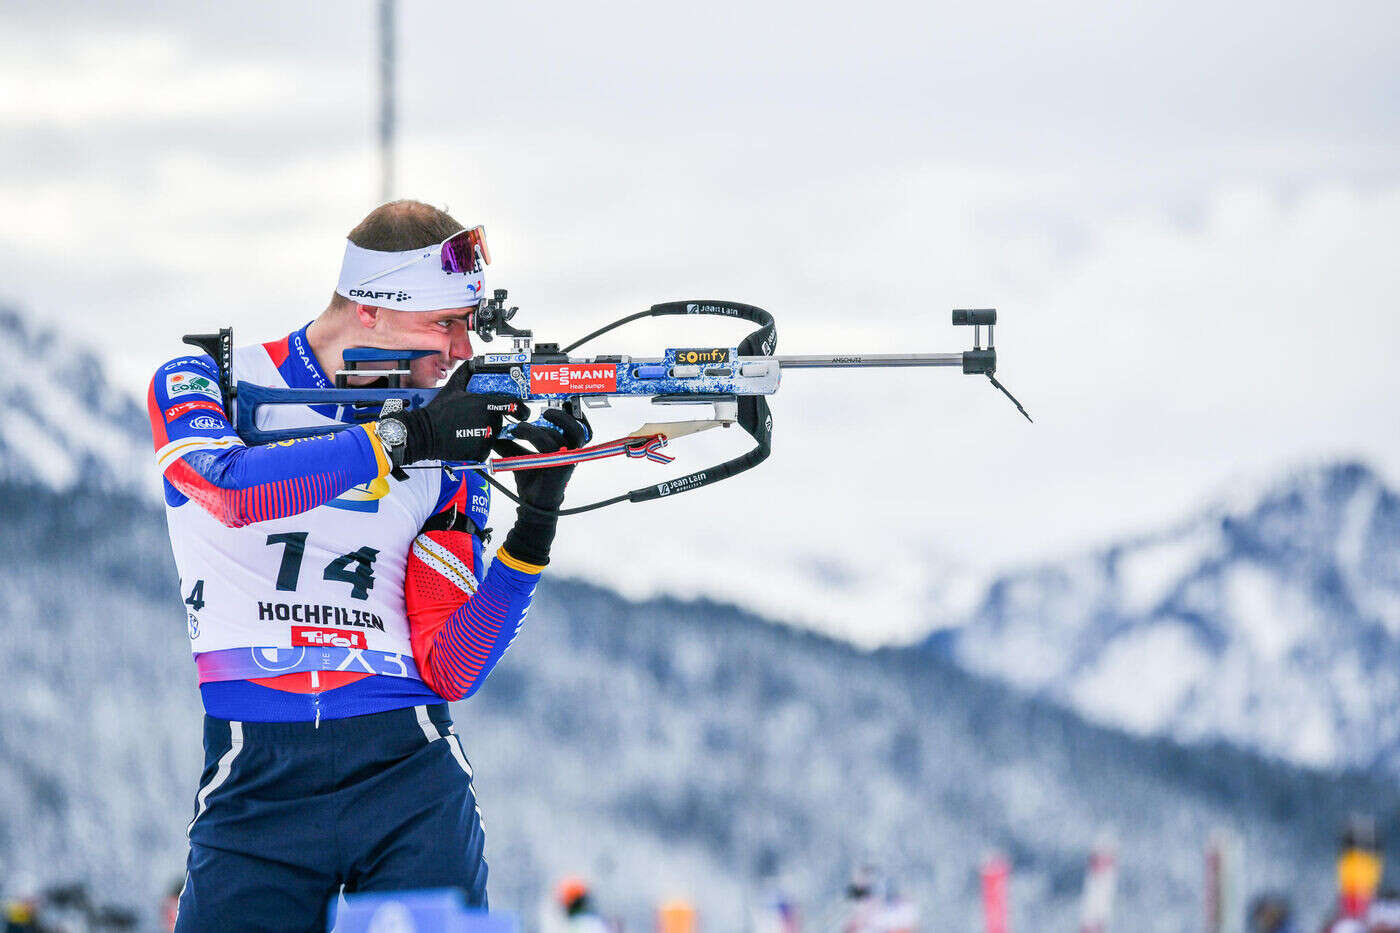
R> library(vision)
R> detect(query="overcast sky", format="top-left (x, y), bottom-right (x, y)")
top-left (3, 1), bottom-right (1397, 643)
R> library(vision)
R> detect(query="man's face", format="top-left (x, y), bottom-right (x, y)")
top-left (353, 304), bottom-right (476, 388)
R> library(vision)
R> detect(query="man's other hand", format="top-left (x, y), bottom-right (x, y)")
top-left (506, 408), bottom-right (590, 511)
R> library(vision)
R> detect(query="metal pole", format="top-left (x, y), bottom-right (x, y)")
top-left (774, 353), bottom-right (965, 368)
top-left (378, 0), bottom-right (396, 203)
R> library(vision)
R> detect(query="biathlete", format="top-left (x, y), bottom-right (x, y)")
top-left (149, 200), bottom-right (585, 930)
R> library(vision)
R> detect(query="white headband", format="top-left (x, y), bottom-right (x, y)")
top-left (334, 239), bottom-right (485, 311)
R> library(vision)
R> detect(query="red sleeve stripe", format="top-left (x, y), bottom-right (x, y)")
top-left (427, 594), bottom-right (514, 696)
top-left (415, 548), bottom-right (540, 701)
top-left (432, 631), bottom-right (495, 688)
top-left (165, 459), bottom-right (348, 528)
top-left (147, 377), bottom-right (169, 449)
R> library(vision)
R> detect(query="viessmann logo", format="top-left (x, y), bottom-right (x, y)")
top-left (165, 399), bottom-right (223, 422)
top-left (529, 363), bottom-right (619, 394)
top-left (291, 626), bottom-right (368, 650)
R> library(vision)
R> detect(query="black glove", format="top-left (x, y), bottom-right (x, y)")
top-left (399, 365), bottom-right (527, 464)
top-left (500, 408), bottom-right (590, 566)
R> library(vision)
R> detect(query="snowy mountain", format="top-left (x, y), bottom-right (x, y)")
top-left (0, 308), bottom-right (153, 496)
top-left (0, 307), bottom-right (1397, 929)
top-left (3, 480), bottom-right (1395, 931)
top-left (938, 461), bottom-right (1400, 774)
top-left (6, 304), bottom-right (1400, 778)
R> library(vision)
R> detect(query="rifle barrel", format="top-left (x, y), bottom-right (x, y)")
top-left (774, 353), bottom-right (964, 369)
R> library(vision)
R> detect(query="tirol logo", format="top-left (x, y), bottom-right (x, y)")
top-left (166, 372), bottom-right (221, 401)
top-left (529, 363), bottom-right (619, 394)
top-left (292, 626), bottom-right (368, 650)
top-left (673, 347), bottom-right (730, 366)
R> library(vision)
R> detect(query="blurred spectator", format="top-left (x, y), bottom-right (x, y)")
top-left (39, 883), bottom-right (90, 932)
top-left (1338, 816), bottom-right (1383, 919)
top-left (1368, 889), bottom-right (1400, 933)
top-left (540, 877), bottom-right (612, 932)
top-left (749, 893), bottom-right (800, 932)
top-left (1246, 892), bottom-right (1294, 932)
top-left (3, 903), bottom-right (37, 933)
top-left (3, 884), bottom-right (38, 933)
top-left (657, 899), bottom-right (697, 933)
top-left (2, 878), bottom-right (138, 933)
top-left (161, 877), bottom-right (184, 932)
top-left (89, 904), bottom-right (138, 930)
top-left (1322, 920), bottom-right (1366, 933)
top-left (842, 866), bottom-right (919, 933)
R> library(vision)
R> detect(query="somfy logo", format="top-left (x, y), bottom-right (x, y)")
top-left (673, 347), bottom-right (730, 365)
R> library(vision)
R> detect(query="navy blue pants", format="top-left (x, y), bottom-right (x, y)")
top-left (175, 704), bottom-right (487, 932)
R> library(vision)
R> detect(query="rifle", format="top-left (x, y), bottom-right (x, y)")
top-left (184, 294), bottom-right (1029, 515)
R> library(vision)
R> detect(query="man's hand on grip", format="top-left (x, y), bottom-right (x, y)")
top-left (505, 408), bottom-right (590, 510)
top-left (400, 365), bottom-right (527, 464)
top-left (499, 407), bottom-right (590, 566)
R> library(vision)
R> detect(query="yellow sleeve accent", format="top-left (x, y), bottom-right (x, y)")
top-left (496, 547), bottom-right (546, 575)
top-left (361, 422), bottom-right (393, 478)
